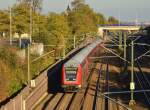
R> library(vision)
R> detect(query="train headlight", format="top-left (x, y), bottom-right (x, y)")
top-left (78, 85), bottom-right (81, 88)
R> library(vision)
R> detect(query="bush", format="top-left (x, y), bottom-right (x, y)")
top-left (8, 80), bottom-right (22, 96)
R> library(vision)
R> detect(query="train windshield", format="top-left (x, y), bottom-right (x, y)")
top-left (65, 67), bottom-right (77, 81)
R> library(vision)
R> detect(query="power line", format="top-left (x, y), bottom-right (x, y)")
top-left (135, 71), bottom-right (150, 105)
top-left (136, 60), bottom-right (150, 88)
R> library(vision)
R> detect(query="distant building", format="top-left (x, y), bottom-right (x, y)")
top-left (13, 33), bottom-right (31, 48)
top-left (65, 5), bottom-right (71, 15)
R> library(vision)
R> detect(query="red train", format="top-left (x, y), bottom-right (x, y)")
top-left (61, 39), bottom-right (102, 92)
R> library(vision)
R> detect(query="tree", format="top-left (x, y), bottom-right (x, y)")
top-left (12, 3), bottom-right (30, 34)
top-left (17, 0), bottom-right (42, 11)
top-left (46, 13), bottom-right (70, 45)
top-left (33, 13), bottom-right (70, 46)
top-left (94, 13), bottom-right (107, 25)
top-left (68, 3), bottom-right (98, 37)
top-left (71, 0), bottom-right (85, 8)
top-left (108, 16), bottom-right (119, 25)
top-left (0, 10), bottom-right (9, 37)
top-left (12, 3), bottom-right (42, 35)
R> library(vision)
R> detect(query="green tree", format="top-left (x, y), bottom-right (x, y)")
top-left (12, 3), bottom-right (30, 34)
top-left (108, 16), bottom-right (119, 25)
top-left (0, 10), bottom-right (9, 37)
top-left (12, 3), bottom-right (42, 35)
top-left (68, 3), bottom-right (98, 38)
top-left (94, 13), bottom-right (107, 25)
top-left (17, 0), bottom-right (42, 11)
top-left (32, 14), bottom-right (50, 44)
top-left (71, 0), bottom-right (85, 8)
top-left (46, 13), bottom-right (70, 45)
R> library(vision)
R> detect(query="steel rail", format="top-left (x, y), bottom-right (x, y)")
top-left (93, 64), bottom-right (103, 110)
top-left (136, 60), bottom-right (150, 87)
top-left (135, 72), bottom-right (150, 106)
top-left (100, 94), bottom-right (131, 110)
top-left (105, 63), bottom-right (109, 110)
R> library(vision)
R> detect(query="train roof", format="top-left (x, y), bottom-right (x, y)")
top-left (64, 39), bottom-right (101, 67)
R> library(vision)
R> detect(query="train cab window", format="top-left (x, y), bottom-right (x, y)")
top-left (65, 67), bottom-right (77, 81)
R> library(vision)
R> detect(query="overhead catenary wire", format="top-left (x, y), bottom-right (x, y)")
top-left (100, 44), bottom-right (130, 64)
top-left (134, 49), bottom-right (150, 61)
top-left (135, 43), bottom-right (150, 47)
top-left (104, 89), bottom-right (150, 95)
top-left (100, 94), bottom-right (131, 110)
top-left (136, 60), bottom-right (150, 88)
top-left (134, 71), bottom-right (150, 106)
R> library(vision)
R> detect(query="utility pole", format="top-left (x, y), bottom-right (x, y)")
top-left (30, 0), bottom-right (32, 43)
top-left (73, 35), bottom-right (76, 48)
top-left (129, 41), bottom-right (136, 108)
top-left (10, 7), bottom-right (12, 45)
top-left (63, 37), bottom-right (65, 59)
top-left (119, 31), bottom-right (123, 51)
top-left (124, 32), bottom-right (127, 65)
top-left (27, 44), bottom-right (30, 83)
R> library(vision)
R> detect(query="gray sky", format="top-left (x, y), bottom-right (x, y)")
top-left (0, 0), bottom-right (150, 22)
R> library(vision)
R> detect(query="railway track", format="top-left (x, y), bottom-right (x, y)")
top-left (34, 63), bottom-right (103, 110)
top-left (34, 45), bottom-right (140, 110)
top-left (94, 61), bottom-right (131, 110)
top-left (34, 62), bottom-right (131, 110)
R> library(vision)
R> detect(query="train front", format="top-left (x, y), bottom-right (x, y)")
top-left (61, 62), bottom-right (82, 92)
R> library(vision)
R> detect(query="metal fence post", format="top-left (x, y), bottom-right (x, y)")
top-left (27, 44), bottom-right (30, 83)
top-left (74, 35), bottom-right (76, 49)
top-left (13, 99), bottom-right (15, 110)
top-left (23, 100), bottom-right (26, 110)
